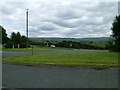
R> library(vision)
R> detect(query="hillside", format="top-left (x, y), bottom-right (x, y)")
top-left (30, 37), bottom-right (110, 43)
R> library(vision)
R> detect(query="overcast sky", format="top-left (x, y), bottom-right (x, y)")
top-left (0, 1), bottom-right (118, 38)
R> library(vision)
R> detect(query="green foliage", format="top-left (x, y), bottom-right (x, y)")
top-left (111, 15), bottom-right (120, 52)
top-left (21, 36), bottom-right (27, 42)
top-left (11, 32), bottom-right (22, 44)
top-left (30, 39), bottom-right (106, 50)
top-left (105, 37), bottom-right (115, 51)
top-left (0, 26), bottom-right (30, 48)
top-left (4, 40), bottom-right (17, 48)
top-left (0, 26), bottom-right (9, 44)
top-left (4, 31), bottom-right (30, 48)
top-left (56, 41), bottom-right (105, 50)
top-left (20, 42), bottom-right (28, 48)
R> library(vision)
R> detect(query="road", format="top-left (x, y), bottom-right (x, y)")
top-left (2, 64), bottom-right (118, 88)
top-left (2, 49), bottom-right (109, 58)
top-left (1, 49), bottom-right (119, 88)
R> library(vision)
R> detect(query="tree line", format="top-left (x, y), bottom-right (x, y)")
top-left (105, 15), bottom-right (120, 52)
top-left (0, 26), bottom-right (29, 48)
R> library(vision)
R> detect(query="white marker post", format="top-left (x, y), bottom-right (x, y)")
top-left (47, 43), bottom-right (49, 47)
top-left (13, 45), bottom-right (14, 49)
top-left (18, 44), bottom-right (20, 48)
top-left (70, 43), bottom-right (72, 48)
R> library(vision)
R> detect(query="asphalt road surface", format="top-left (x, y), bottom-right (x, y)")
top-left (3, 64), bottom-right (118, 88)
top-left (1, 49), bottom-right (119, 88)
top-left (2, 49), bottom-right (109, 58)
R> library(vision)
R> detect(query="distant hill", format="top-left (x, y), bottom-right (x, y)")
top-left (30, 37), bottom-right (110, 43)
top-left (78, 37), bottom-right (110, 43)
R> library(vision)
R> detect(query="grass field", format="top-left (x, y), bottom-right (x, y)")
top-left (2, 48), bottom-right (52, 52)
top-left (90, 42), bottom-right (106, 48)
top-left (3, 52), bottom-right (119, 67)
top-left (0, 44), bottom-right (2, 50)
top-left (0, 44), bottom-right (2, 47)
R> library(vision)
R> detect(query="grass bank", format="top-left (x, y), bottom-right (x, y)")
top-left (3, 52), bottom-right (119, 67)
top-left (0, 44), bottom-right (2, 47)
top-left (0, 44), bottom-right (2, 50)
top-left (91, 42), bottom-right (106, 48)
top-left (2, 48), bottom-right (52, 52)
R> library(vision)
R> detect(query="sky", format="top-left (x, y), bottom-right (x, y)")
top-left (0, 1), bottom-right (119, 38)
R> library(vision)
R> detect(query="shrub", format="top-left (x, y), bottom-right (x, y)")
top-left (4, 41), bottom-right (17, 48)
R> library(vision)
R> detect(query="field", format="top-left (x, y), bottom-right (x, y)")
top-left (0, 44), bottom-right (2, 47)
top-left (0, 44), bottom-right (2, 50)
top-left (91, 42), bottom-right (106, 48)
top-left (3, 52), bottom-right (119, 67)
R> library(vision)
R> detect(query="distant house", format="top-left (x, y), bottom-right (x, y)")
top-left (50, 45), bottom-right (56, 48)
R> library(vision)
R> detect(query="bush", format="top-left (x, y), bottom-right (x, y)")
top-left (56, 41), bottom-right (105, 50)
top-left (4, 40), bottom-right (30, 48)
top-left (20, 42), bottom-right (30, 48)
top-left (4, 41), bottom-right (17, 48)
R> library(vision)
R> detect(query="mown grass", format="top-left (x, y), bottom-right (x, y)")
top-left (2, 48), bottom-right (53, 52)
top-left (0, 44), bottom-right (2, 47)
top-left (0, 44), bottom-right (2, 50)
top-left (2, 52), bottom-right (119, 67)
top-left (90, 42), bottom-right (106, 48)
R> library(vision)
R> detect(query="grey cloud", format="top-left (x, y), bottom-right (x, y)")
top-left (56, 8), bottom-right (83, 20)
top-left (39, 23), bottom-right (57, 31)
top-left (0, 1), bottom-right (118, 38)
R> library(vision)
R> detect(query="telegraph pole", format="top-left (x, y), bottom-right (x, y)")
top-left (26, 9), bottom-right (29, 48)
top-left (118, 1), bottom-right (120, 15)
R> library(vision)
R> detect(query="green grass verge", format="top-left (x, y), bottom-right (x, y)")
top-left (2, 48), bottom-right (52, 52)
top-left (3, 52), bottom-right (119, 67)
top-left (0, 44), bottom-right (2, 50)
top-left (0, 44), bottom-right (2, 47)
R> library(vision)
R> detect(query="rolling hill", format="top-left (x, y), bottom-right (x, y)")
top-left (30, 37), bottom-right (110, 43)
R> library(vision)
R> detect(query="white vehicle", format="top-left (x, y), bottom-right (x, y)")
top-left (50, 45), bottom-right (56, 48)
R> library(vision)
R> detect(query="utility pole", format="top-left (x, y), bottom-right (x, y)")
top-left (26, 9), bottom-right (29, 48)
top-left (118, 1), bottom-right (120, 15)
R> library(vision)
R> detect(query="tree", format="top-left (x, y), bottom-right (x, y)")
top-left (89, 41), bottom-right (93, 45)
top-left (21, 35), bottom-right (30, 48)
top-left (4, 40), bottom-right (16, 48)
top-left (11, 32), bottom-right (22, 44)
top-left (16, 32), bottom-right (22, 44)
top-left (105, 39), bottom-right (114, 51)
top-left (11, 32), bottom-right (17, 43)
top-left (21, 35), bottom-right (27, 42)
top-left (0, 26), bottom-right (9, 44)
top-left (111, 15), bottom-right (120, 52)
top-left (10, 32), bottom-right (30, 48)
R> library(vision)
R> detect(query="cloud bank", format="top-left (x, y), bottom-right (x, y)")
top-left (0, 1), bottom-right (118, 38)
